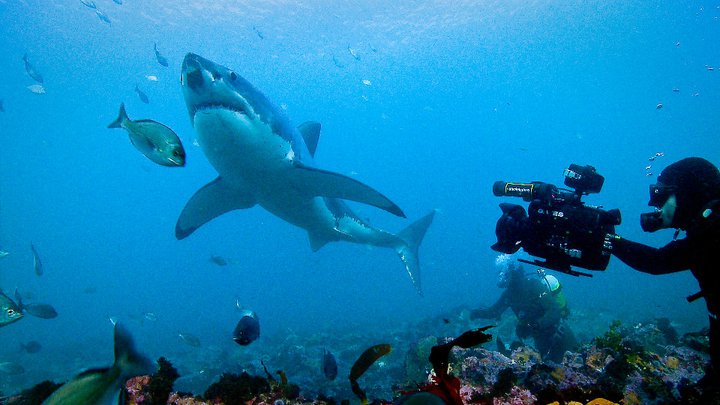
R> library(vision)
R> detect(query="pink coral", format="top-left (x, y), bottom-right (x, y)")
top-left (125, 375), bottom-right (152, 404)
top-left (492, 386), bottom-right (536, 405)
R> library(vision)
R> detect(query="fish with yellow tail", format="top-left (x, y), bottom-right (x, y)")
top-left (42, 323), bottom-right (153, 404)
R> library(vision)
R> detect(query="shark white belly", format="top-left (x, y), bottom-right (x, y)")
top-left (177, 53), bottom-right (435, 294)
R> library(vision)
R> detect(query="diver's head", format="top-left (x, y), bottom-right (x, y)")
top-left (497, 261), bottom-right (524, 288)
top-left (641, 157), bottom-right (720, 231)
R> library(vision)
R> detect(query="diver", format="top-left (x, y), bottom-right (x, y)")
top-left (470, 260), bottom-right (577, 363)
top-left (606, 157), bottom-right (720, 389)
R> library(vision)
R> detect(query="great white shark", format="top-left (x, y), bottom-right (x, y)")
top-left (177, 53), bottom-right (435, 294)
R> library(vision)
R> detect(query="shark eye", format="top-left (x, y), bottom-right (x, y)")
top-left (6, 309), bottom-right (15, 316)
top-left (229, 72), bottom-right (238, 81)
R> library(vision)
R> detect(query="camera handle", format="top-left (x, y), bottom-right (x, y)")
top-left (517, 258), bottom-right (593, 277)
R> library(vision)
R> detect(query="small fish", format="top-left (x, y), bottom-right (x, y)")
top-left (31, 242), bottom-right (43, 276)
top-left (41, 323), bottom-right (153, 404)
top-left (362, 79), bottom-right (372, 86)
top-left (108, 103), bottom-right (186, 167)
top-left (14, 290), bottom-right (58, 319)
top-left (322, 348), bottom-right (338, 380)
top-left (209, 255), bottom-right (228, 266)
top-left (82, 286), bottom-right (97, 294)
top-left (0, 291), bottom-right (23, 327)
top-left (656, 103), bottom-right (663, 109)
top-left (233, 309), bottom-right (260, 346)
top-left (135, 84), bottom-right (149, 104)
top-left (0, 361), bottom-right (25, 375)
top-left (27, 84), bottom-right (46, 94)
top-left (142, 312), bottom-right (157, 321)
top-left (672, 88), bottom-right (680, 93)
top-left (349, 344), bottom-right (391, 402)
top-left (112, 0), bottom-right (122, 4)
top-left (348, 46), bottom-right (360, 61)
top-left (252, 25), bottom-right (264, 39)
top-left (95, 8), bottom-right (111, 24)
top-left (20, 340), bottom-right (42, 354)
top-left (154, 43), bottom-right (169, 67)
top-left (179, 332), bottom-right (201, 347)
top-left (331, 54), bottom-right (343, 68)
top-left (146, 75), bottom-right (159, 82)
top-left (22, 54), bottom-right (44, 83)
top-left (79, 0), bottom-right (96, 9)
top-left (0, 249), bottom-right (8, 258)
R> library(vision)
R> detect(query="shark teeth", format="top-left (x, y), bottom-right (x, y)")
top-left (192, 103), bottom-right (248, 118)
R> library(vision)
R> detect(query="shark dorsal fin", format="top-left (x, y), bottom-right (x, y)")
top-left (297, 121), bottom-right (321, 157)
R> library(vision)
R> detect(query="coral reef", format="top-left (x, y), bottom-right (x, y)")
top-left (6, 318), bottom-right (718, 405)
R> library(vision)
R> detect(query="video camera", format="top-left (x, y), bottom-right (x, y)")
top-left (491, 164), bottom-right (621, 277)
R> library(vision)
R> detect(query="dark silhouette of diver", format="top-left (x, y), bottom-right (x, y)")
top-left (606, 157), bottom-right (720, 390)
top-left (470, 261), bottom-right (577, 363)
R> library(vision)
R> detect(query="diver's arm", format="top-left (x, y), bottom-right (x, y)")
top-left (609, 235), bottom-right (690, 275)
top-left (470, 291), bottom-right (509, 320)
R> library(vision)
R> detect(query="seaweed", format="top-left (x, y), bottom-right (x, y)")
top-left (146, 357), bottom-right (179, 405)
top-left (203, 372), bottom-right (271, 405)
top-left (6, 380), bottom-right (62, 405)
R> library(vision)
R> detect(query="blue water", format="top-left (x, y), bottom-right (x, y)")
top-left (1, 0), bottom-right (719, 397)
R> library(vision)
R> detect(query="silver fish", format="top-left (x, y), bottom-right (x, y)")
top-left (22, 54), bottom-right (44, 83)
top-left (20, 340), bottom-right (42, 354)
top-left (27, 84), bottom-right (46, 94)
top-left (14, 289), bottom-right (58, 319)
top-left (0, 361), bottom-right (25, 375)
top-left (107, 103), bottom-right (186, 167)
top-left (178, 332), bottom-right (201, 347)
top-left (209, 255), bottom-right (228, 266)
top-left (80, 0), bottom-right (96, 9)
top-left (252, 25), bottom-right (264, 39)
top-left (154, 43), bottom-right (169, 67)
top-left (134, 84), bottom-right (149, 103)
top-left (0, 291), bottom-right (23, 327)
top-left (95, 8), bottom-right (111, 24)
top-left (41, 323), bottom-right (153, 404)
top-left (0, 249), bottom-right (9, 258)
top-left (31, 242), bottom-right (43, 276)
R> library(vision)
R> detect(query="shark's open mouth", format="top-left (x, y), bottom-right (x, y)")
top-left (191, 103), bottom-right (249, 119)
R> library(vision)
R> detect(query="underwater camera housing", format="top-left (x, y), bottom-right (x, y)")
top-left (491, 164), bottom-right (621, 277)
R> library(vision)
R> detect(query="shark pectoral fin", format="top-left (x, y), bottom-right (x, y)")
top-left (308, 232), bottom-right (332, 252)
top-left (297, 121), bottom-right (321, 157)
top-left (176, 176), bottom-right (256, 239)
top-left (291, 162), bottom-right (406, 218)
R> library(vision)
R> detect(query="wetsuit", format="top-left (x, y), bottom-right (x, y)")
top-left (472, 275), bottom-right (576, 363)
top-left (611, 223), bottom-right (720, 384)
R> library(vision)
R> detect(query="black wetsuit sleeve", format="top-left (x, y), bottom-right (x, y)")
top-left (611, 236), bottom-right (690, 275)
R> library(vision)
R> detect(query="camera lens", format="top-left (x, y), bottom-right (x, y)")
top-left (640, 211), bottom-right (664, 232)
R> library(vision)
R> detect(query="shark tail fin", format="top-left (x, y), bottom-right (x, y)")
top-left (108, 103), bottom-right (128, 129)
top-left (396, 209), bottom-right (436, 296)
